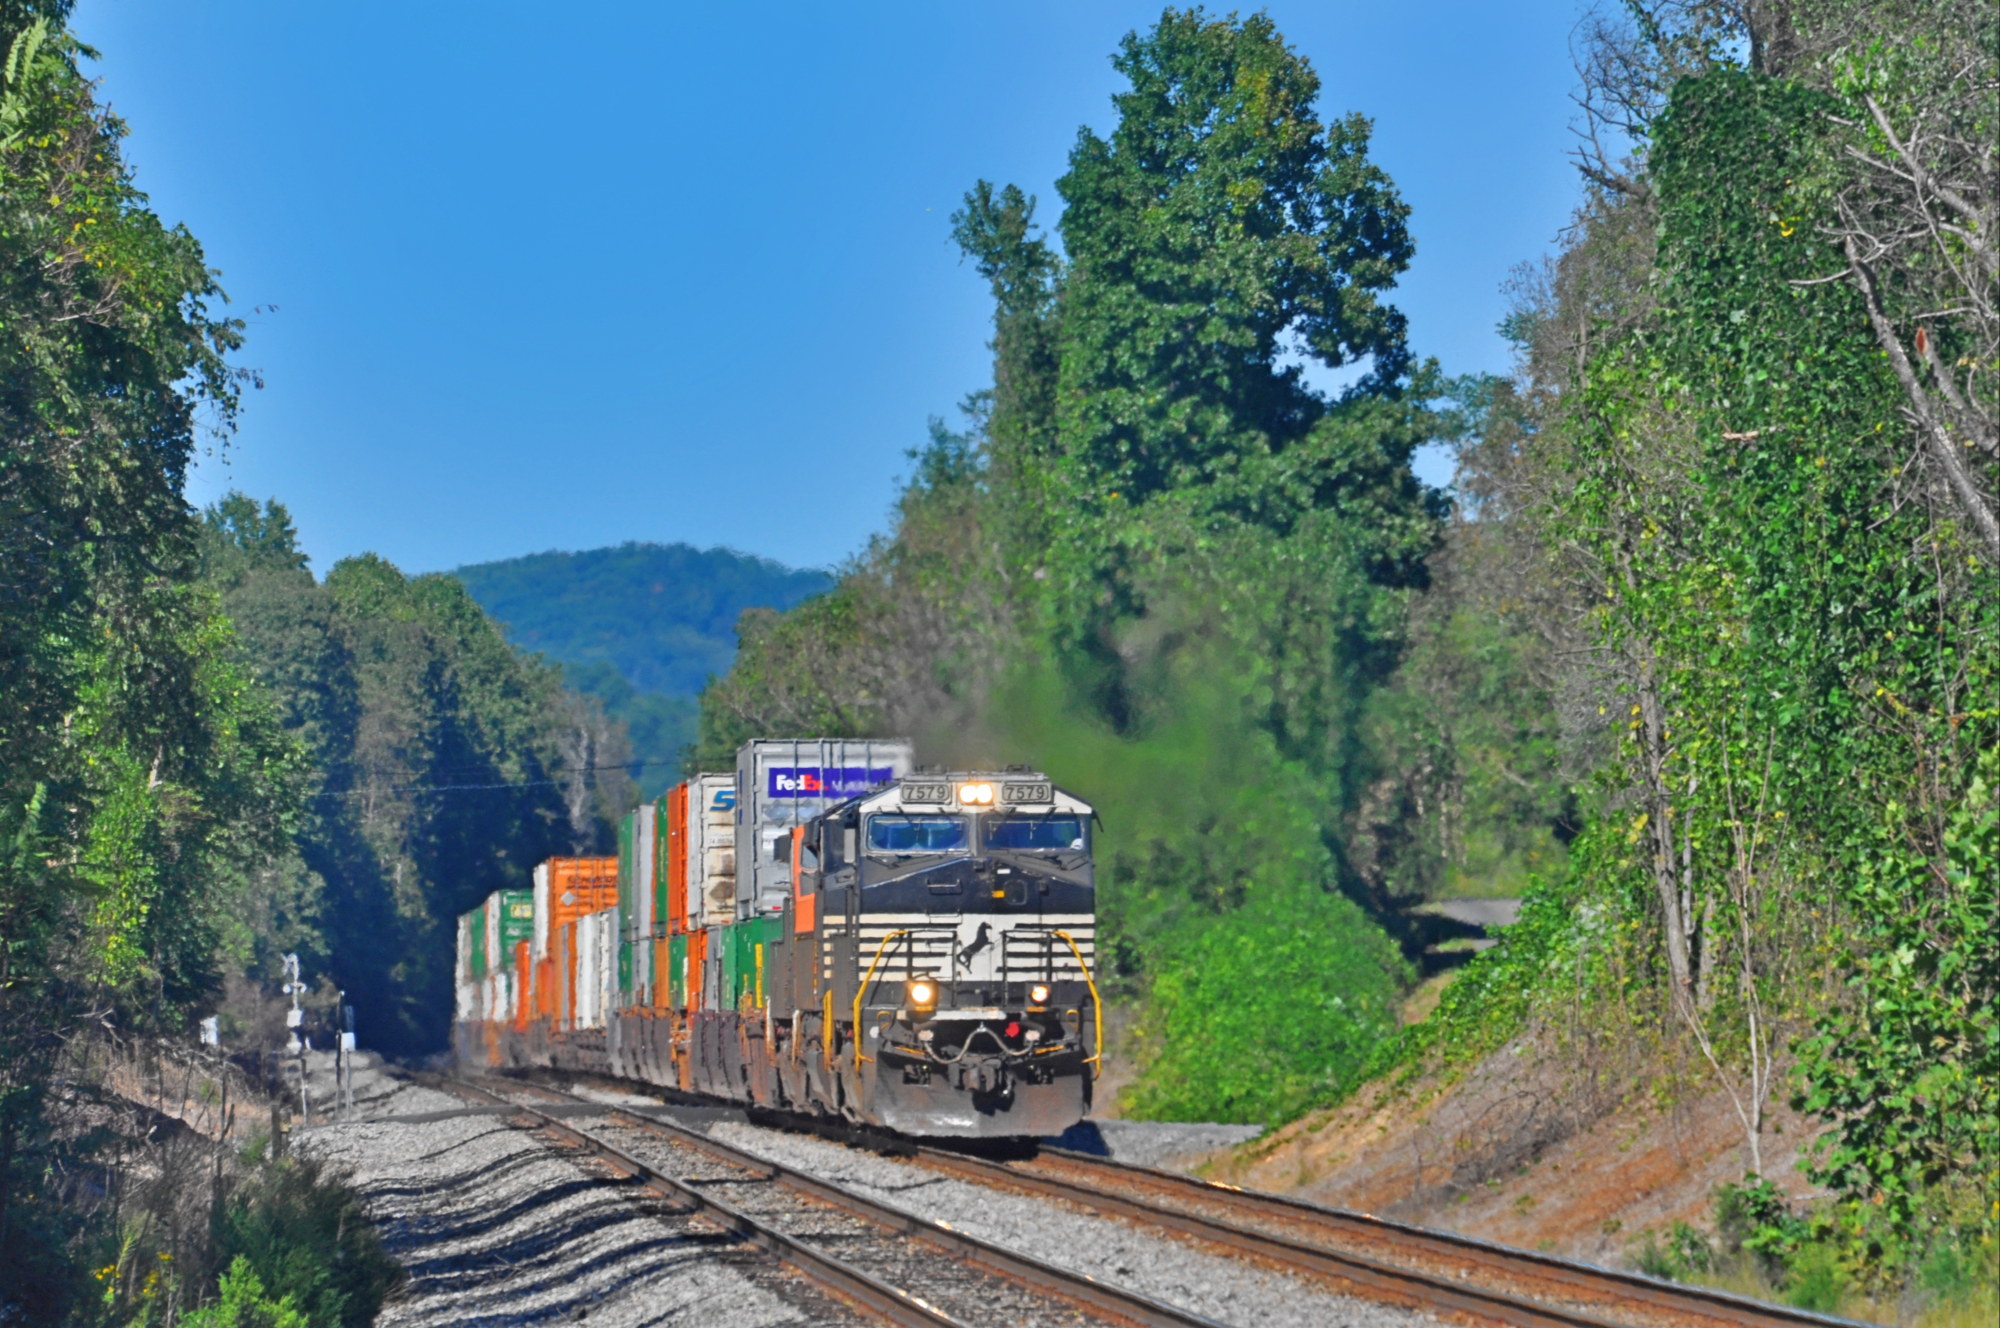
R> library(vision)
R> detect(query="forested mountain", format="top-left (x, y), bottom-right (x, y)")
top-left (455, 543), bottom-right (831, 792)
top-left (696, 2), bottom-right (1995, 1307)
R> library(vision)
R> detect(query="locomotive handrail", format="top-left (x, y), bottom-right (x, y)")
top-left (853, 927), bottom-right (911, 1069)
top-left (1052, 929), bottom-right (1103, 1077)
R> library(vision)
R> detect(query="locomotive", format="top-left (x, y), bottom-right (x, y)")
top-left (453, 739), bottom-right (1100, 1138)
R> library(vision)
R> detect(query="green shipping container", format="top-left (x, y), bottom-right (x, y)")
top-left (617, 812), bottom-right (634, 994)
top-left (468, 906), bottom-right (488, 981)
top-left (668, 932), bottom-right (688, 1008)
top-left (497, 889), bottom-right (533, 954)
top-left (721, 916), bottom-right (782, 1011)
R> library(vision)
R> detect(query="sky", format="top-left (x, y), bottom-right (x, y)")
top-left (75, 1), bottom-right (1593, 575)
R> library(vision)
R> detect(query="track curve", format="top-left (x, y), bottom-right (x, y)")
top-left (437, 1074), bottom-right (1228, 1328)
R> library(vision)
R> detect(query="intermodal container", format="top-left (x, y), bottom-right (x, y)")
top-left (532, 857), bottom-right (618, 958)
top-left (734, 739), bottom-right (912, 918)
top-left (689, 773), bottom-right (737, 928)
top-left (617, 806), bottom-right (657, 997)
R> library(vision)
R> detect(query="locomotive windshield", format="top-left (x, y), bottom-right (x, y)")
top-left (867, 814), bottom-right (969, 853)
top-left (983, 815), bottom-right (1086, 851)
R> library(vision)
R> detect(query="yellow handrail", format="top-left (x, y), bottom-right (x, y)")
top-left (822, 989), bottom-right (833, 1071)
top-left (1053, 929), bottom-right (1103, 1077)
top-left (852, 928), bottom-right (910, 1070)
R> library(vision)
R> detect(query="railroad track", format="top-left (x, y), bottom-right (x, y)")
top-left (435, 1074), bottom-right (1227, 1328)
top-left (450, 1072), bottom-right (1877, 1328)
top-left (905, 1146), bottom-right (1877, 1328)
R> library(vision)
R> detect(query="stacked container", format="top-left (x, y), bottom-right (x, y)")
top-left (531, 857), bottom-right (618, 1029)
top-left (733, 739), bottom-right (911, 918)
top-left (660, 773), bottom-right (737, 1010)
top-left (616, 805), bottom-right (658, 1004)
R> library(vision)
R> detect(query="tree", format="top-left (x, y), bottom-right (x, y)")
top-left (0, 8), bottom-right (301, 1314)
top-left (1054, 8), bottom-right (1415, 511)
top-left (205, 496), bottom-right (614, 1054)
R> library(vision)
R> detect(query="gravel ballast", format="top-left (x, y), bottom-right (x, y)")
top-left (701, 1118), bottom-right (1445, 1328)
top-left (1049, 1119), bottom-right (1265, 1170)
top-left (296, 1057), bottom-right (863, 1326)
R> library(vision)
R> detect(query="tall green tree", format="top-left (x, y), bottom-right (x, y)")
top-left (706, 9), bottom-right (1451, 1121)
top-left (204, 496), bottom-right (622, 1055)
top-left (0, 8), bottom-right (304, 1316)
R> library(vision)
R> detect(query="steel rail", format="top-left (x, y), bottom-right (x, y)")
top-left (451, 1076), bottom-right (1227, 1328)
top-left (911, 1146), bottom-right (1879, 1328)
top-left (432, 1076), bottom-right (959, 1326)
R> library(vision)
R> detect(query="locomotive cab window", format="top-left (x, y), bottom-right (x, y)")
top-left (867, 814), bottom-right (968, 854)
top-left (984, 815), bottom-right (1087, 852)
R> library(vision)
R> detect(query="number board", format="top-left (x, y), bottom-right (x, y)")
top-left (1001, 781), bottom-right (1053, 804)
top-left (901, 781), bottom-right (952, 805)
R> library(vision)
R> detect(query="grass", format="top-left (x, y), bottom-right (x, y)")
top-left (1680, 1254), bottom-right (1997, 1328)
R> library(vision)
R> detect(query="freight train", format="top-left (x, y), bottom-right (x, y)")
top-left (453, 738), bottom-right (1100, 1137)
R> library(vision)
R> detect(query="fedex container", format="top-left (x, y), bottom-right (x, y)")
top-left (734, 739), bottom-right (912, 917)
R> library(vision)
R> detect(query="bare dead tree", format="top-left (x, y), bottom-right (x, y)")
top-left (1809, 16), bottom-right (2000, 558)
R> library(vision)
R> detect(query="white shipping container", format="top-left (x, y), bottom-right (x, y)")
top-left (576, 912), bottom-right (598, 1028)
top-left (627, 804), bottom-right (656, 999)
top-left (687, 773), bottom-right (737, 929)
top-left (483, 893), bottom-right (504, 976)
top-left (454, 915), bottom-right (475, 1021)
top-left (573, 907), bottom-right (621, 1029)
top-left (532, 862), bottom-right (550, 960)
top-left (734, 739), bottom-right (913, 917)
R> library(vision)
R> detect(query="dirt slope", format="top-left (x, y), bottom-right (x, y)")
top-left (1199, 1028), bottom-right (1827, 1269)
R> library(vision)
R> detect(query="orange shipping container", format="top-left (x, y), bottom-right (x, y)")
top-left (665, 783), bottom-right (690, 933)
top-left (534, 856), bottom-right (619, 954)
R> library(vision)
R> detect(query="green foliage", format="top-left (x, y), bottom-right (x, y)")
top-left (209, 1154), bottom-right (400, 1328)
top-left (1126, 889), bottom-right (1405, 1123)
top-left (180, 1259), bottom-right (307, 1328)
top-left (1351, 378), bottom-right (1583, 913)
top-left (1633, 1221), bottom-right (1715, 1281)
top-left (1373, 15), bottom-right (1997, 1300)
top-left (1793, 749), bottom-right (1998, 1237)
top-left (1605, 64), bottom-right (1995, 1238)
top-left (703, 10), bottom-right (1456, 1124)
top-left (1053, 7), bottom-right (1413, 517)
top-left (0, 10), bottom-right (314, 1315)
top-left (205, 497), bottom-right (611, 1055)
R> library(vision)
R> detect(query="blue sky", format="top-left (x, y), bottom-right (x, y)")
top-left (77, 2), bottom-right (1591, 574)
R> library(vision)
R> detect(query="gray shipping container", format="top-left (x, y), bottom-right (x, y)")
top-left (734, 738), bottom-right (914, 917)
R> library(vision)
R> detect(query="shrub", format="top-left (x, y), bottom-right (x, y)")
top-left (211, 1153), bottom-right (400, 1328)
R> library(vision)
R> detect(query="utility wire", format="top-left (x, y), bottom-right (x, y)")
top-left (306, 756), bottom-right (687, 801)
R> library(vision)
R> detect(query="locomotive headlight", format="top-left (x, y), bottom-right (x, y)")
top-left (907, 979), bottom-right (937, 1008)
top-left (959, 782), bottom-right (994, 805)
top-left (1029, 984), bottom-right (1050, 1005)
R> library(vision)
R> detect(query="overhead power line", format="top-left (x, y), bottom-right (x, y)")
top-left (306, 756), bottom-right (687, 801)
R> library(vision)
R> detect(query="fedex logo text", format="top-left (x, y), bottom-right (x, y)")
top-left (767, 766), bottom-right (895, 799)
